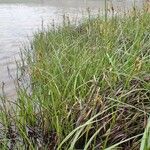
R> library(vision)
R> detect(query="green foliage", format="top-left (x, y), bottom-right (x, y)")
top-left (140, 117), bottom-right (150, 150)
top-left (0, 8), bottom-right (150, 149)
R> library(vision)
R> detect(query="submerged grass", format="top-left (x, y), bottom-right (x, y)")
top-left (0, 7), bottom-right (150, 150)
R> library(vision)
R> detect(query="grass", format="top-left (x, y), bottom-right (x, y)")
top-left (0, 6), bottom-right (150, 150)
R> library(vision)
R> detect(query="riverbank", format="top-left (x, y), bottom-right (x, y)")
top-left (0, 8), bottom-right (150, 150)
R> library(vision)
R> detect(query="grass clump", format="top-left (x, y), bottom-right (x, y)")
top-left (0, 8), bottom-right (150, 150)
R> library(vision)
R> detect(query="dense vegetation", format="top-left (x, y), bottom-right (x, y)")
top-left (0, 8), bottom-right (150, 150)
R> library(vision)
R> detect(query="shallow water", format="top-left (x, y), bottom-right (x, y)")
top-left (0, 0), bottom-right (144, 100)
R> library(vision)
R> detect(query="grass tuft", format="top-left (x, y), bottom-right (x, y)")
top-left (0, 6), bottom-right (150, 150)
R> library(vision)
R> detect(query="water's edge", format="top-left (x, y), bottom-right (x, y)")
top-left (0, 0), bottom-right (144, 100)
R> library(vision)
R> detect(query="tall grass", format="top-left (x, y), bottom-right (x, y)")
top-left (0, 7), bottom-right (150, 150)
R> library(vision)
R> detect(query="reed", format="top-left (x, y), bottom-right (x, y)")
top-left (0, 6), bottom-right (150, 150)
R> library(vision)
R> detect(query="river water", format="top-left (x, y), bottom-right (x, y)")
top-left (0, 0), bottom-right (144, 100)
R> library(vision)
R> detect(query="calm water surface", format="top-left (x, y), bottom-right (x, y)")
top-left (0, 0), bottom-right (143, 100)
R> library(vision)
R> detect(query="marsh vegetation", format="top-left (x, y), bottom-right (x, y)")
top-left (0, 3), bottom-right (150, 150)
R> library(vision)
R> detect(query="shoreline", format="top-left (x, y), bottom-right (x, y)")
top-left (0, 6), bottom-right (150, 150)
